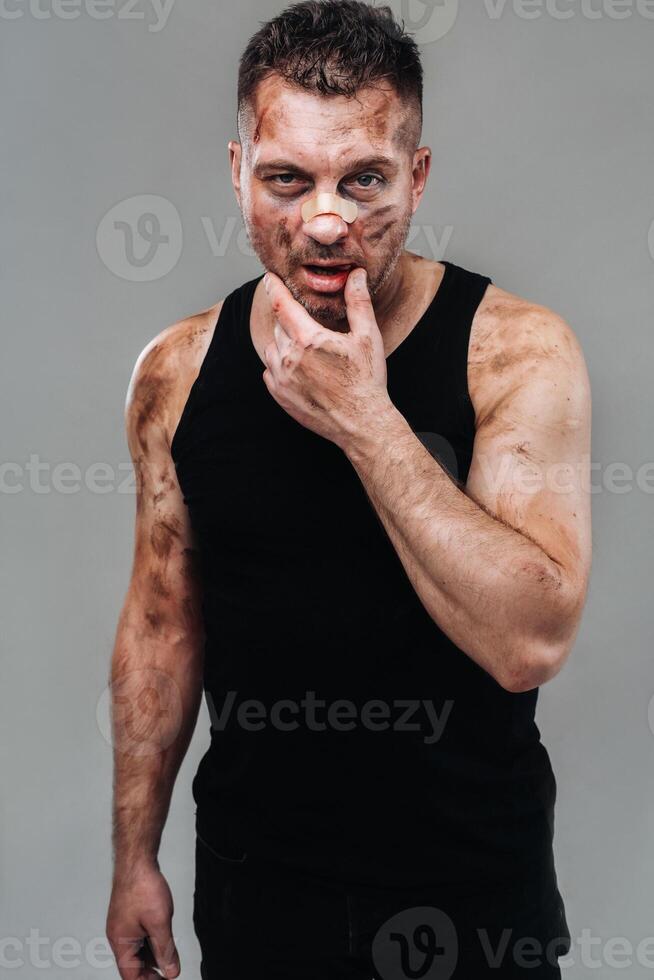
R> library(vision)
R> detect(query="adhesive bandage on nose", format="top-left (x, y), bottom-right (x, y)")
top-left (301, 193), bottom-right (359, 225)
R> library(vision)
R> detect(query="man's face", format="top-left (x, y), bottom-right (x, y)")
top-left (230, 75), bottom-right (429, 325)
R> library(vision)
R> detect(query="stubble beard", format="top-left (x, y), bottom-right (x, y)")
top-left (243, 207), bottom-right (413, 330)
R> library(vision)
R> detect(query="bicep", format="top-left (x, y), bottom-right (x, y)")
top-left (124, 368), bottom-right (204, 641)
top-left (465, 329), bottom-right (592, 606)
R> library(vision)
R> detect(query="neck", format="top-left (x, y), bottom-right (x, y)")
top-left (369, 251), bottom-right (412, 332)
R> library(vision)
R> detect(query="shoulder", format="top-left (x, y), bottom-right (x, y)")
top-left (125, 300), bottom-right (224, 454)
top-left (467, 282), bottom-right (591, 432)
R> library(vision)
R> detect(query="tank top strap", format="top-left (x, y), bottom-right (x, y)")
top-left (170, 274), bottom-right (263, 463)
top-left (436, 260), bottom-right (493, 412)
top-left (203, 274), bottom-right (262, 373)
top-left (438, 261), bottom-right (493, 350)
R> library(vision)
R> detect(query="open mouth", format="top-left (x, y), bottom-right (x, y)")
top-left (299, 263), bottom-right (359, 293)
top-left (304, 264), bottom-right (354, 276)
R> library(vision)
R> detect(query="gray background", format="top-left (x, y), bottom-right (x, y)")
top-left (2, 0), bottom-right (653, 976)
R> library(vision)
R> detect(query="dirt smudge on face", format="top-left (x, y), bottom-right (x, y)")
top-left (253, 105), bottom-right (268, 144)
top-left (365, 220), bottom-right (395, 245)
top-left (392, 114), bottom-right (419, 153)
top-left (362, 204), bottom-right (397, 246)
top-left (364, 101), bottom-right (392, 144)
top-left (276, 217), bottom-right (293, 249)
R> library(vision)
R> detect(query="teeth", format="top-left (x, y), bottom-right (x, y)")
top-left (309, 265), bottom-right (350, 275)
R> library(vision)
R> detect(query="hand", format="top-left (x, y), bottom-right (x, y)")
top-left (262, 267), bottom-right (394, 452)
top-left (106, 861), bottom-right (180, 980)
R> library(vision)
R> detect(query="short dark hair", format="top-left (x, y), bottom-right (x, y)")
top-left (238, 0), bottom-right (423, 148)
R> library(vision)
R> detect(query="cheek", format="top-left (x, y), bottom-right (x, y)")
top-left (275, 216), bottom-right (293, 250)
top-left (248, 193), bottom-right (299, 243)
top-left (360, 203), bottom-right (402, 247)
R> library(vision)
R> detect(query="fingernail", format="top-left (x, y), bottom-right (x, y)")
top-left (263, 273), bottom-right (270, 292)
top-left (355, 268), bottom-right (367, 287)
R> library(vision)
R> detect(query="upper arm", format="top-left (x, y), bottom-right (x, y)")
top-left (465, 292), bottom-right (592, 635)
top-left (120, 326), bottom-right (208, 646)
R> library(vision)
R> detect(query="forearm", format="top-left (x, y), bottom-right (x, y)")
top-left (110, 610), bottom-right (204, 874)
top-left (344, 405), bottom-right (569, 690)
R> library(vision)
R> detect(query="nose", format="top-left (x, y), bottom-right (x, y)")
top-left (302, 212), bottom-right (349, 247)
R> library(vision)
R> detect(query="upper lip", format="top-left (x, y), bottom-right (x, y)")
top-left (303, 261), bottom-right (357, 269)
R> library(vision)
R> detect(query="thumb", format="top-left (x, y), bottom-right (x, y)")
top-left (143, 929), bottom-right (180, 979)
top-left (344, 267), bottom-right (377, 336)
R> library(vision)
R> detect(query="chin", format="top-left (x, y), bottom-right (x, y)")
top-left (287, 278), bottom-right (347, 322)
top-left (304, 296), bottom-right (348, 324)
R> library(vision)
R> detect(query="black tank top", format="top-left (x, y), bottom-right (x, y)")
top-left (171, 261), bottom-right (563, 916)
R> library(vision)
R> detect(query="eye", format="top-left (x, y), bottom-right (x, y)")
top-left (270, 174), bottom-right (304, 186)
top-left (351, 174), bottom-right (383, 189)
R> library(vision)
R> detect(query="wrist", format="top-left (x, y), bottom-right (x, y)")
top-left (343, 398), bottom-right (411, 467)
top-left (112, 852), bottom-right (160, 886)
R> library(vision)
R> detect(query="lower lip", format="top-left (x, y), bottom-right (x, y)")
top-left (301, 265), bottom-right (355, 293)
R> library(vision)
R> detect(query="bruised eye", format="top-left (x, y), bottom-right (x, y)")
top-left (270, 174), bottom-right (305, 187)
top-left (352, 174), bottom-right (383, 189)
top-left (269, 173), bottom-right (384, 190)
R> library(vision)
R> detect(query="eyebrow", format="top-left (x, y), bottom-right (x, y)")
top-left (253, 155), bottom-right (400, 179)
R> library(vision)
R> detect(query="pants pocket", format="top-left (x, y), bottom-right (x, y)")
top-left (193, 833), bottom-right (238, 941)
top-left (196, 830), bottom-right (248, 864)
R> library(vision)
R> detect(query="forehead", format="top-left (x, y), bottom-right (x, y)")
top-left (246, 74), bottom-right (408, 169)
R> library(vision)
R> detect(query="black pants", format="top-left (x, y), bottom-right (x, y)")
top-left (193, 832), bottom-right (570, 979)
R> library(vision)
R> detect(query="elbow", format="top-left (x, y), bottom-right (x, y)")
top-left (498, 642), bottom-right (567, 693)
top-left (498, 618), bottom-right (578, 694)
top-left (498, 572), bottom-right (585, 694)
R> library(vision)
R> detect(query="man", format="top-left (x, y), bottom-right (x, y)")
top-left (106, 1), bottom-right (591, 977)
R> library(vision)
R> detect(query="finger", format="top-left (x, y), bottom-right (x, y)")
top-left (138, 958), bottom-right (162, 980)
top-left (264, 271), bottom-right (325, 346)
top-left (144, 929), bottom-right (181, 980)
top-left (111, 935), bottom-right (150, 980)
top-left (273, 320), bottom-right (296, 363)
top-left (344, 268), bottom-right (377, 337)
top-left (263, 340), bottom-right (283, 384)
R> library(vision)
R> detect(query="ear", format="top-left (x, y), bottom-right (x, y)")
top-left (411, 147), bottom-right (432, 215)
top-left (228, 140), bottom-right (242, 207)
